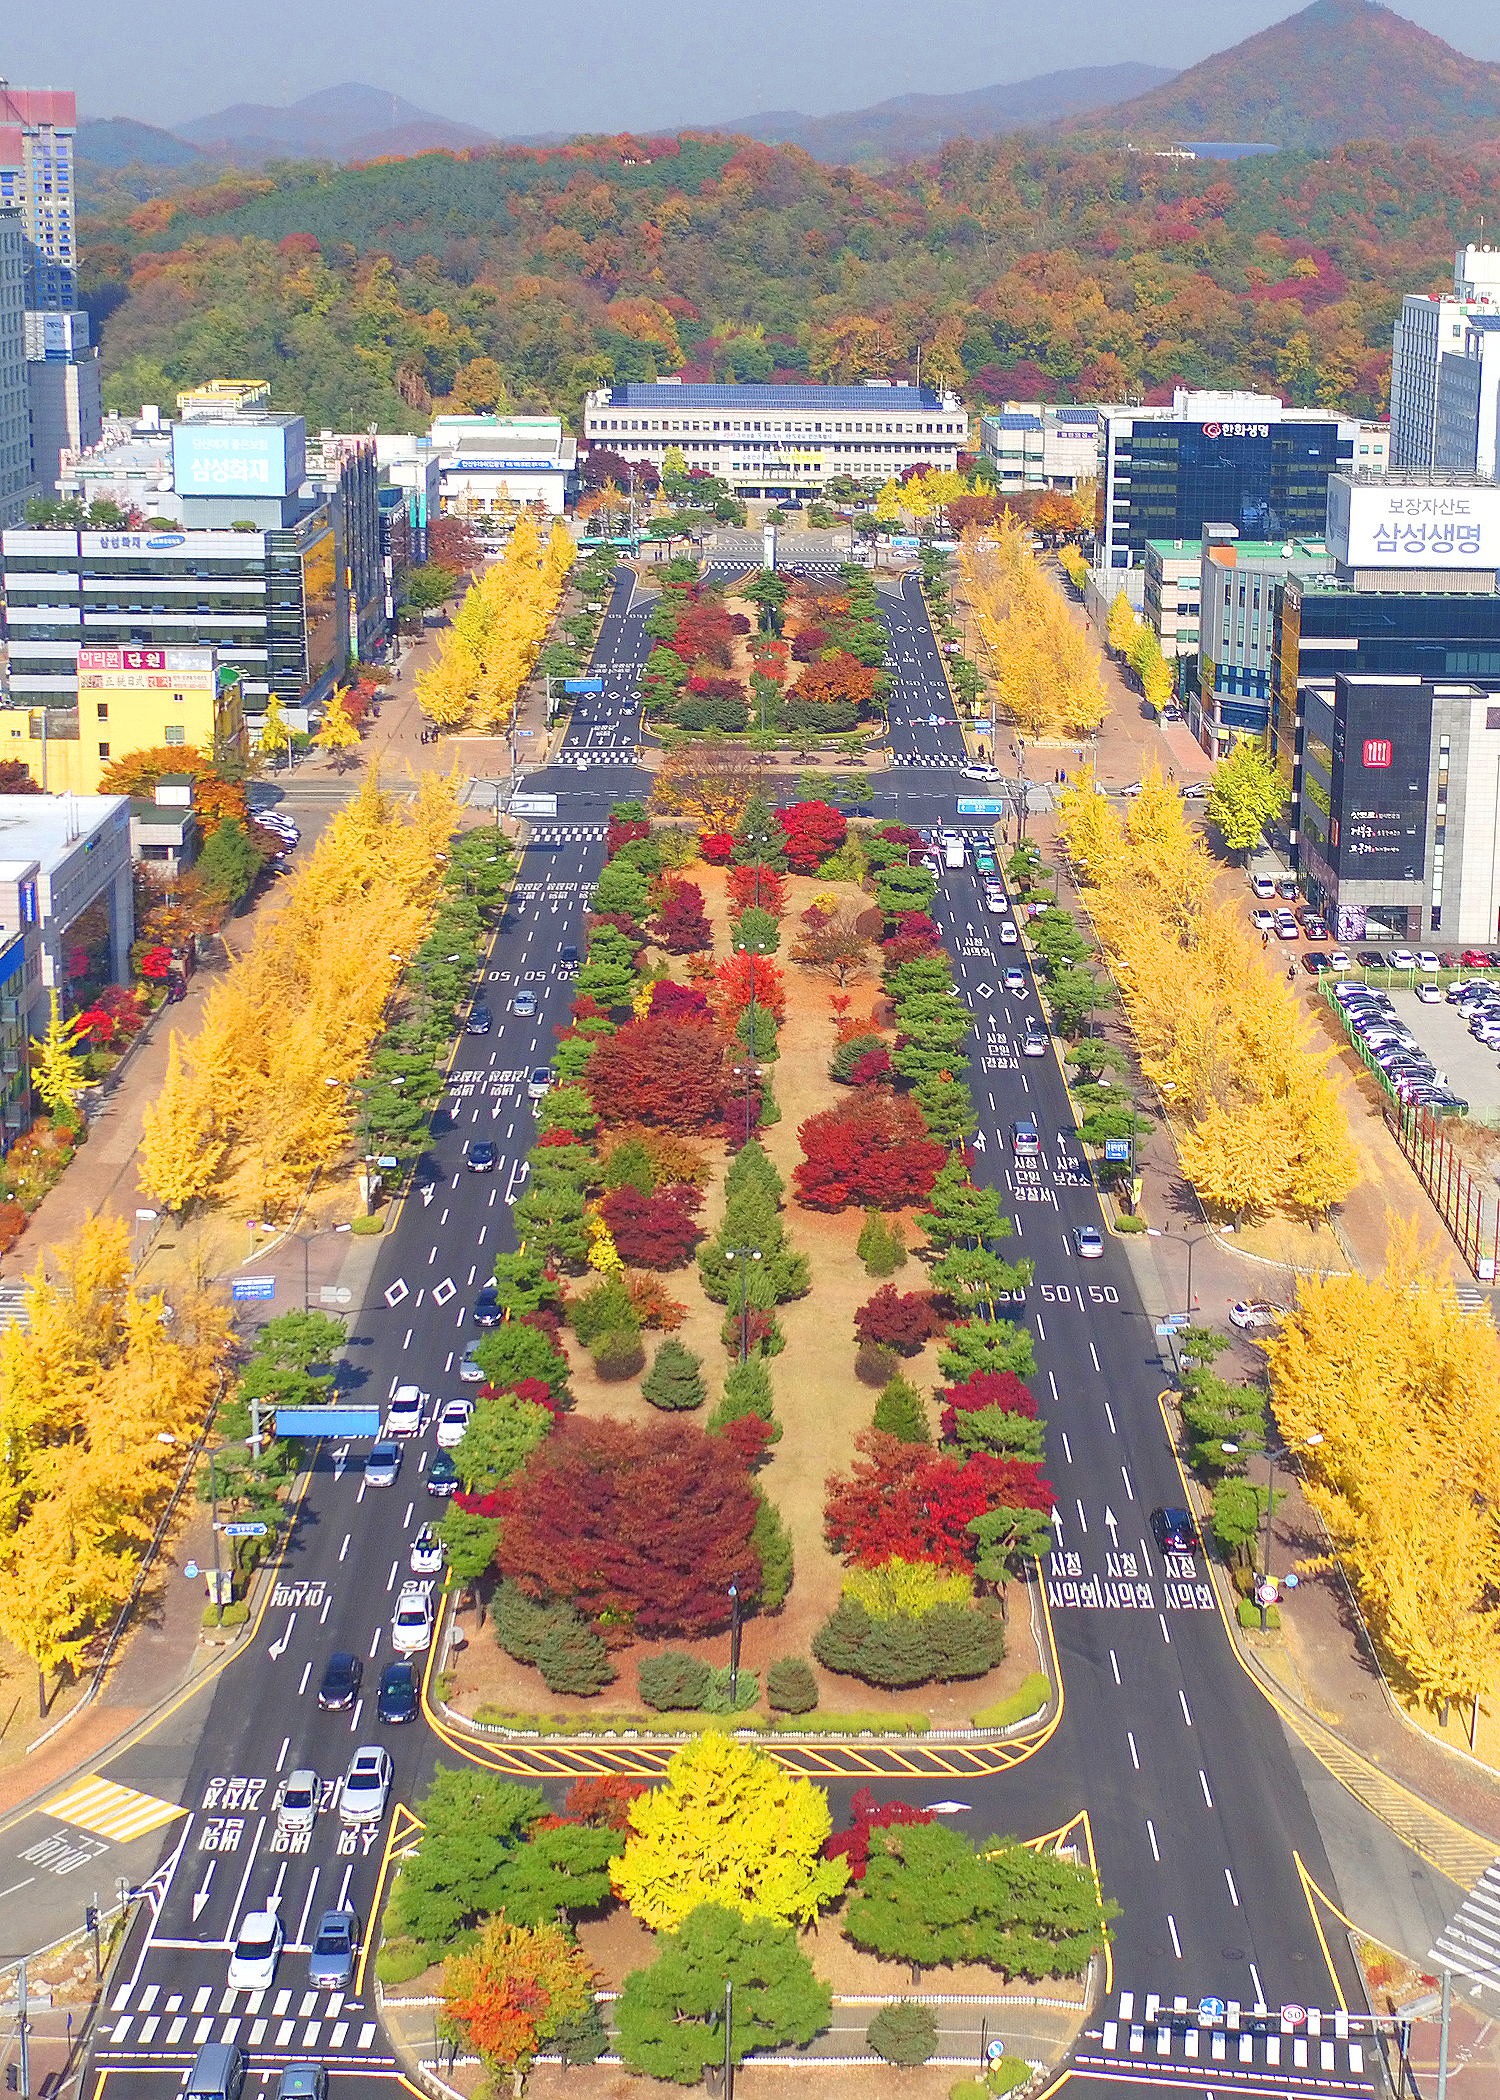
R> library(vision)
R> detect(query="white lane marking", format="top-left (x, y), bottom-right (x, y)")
top-left (298, 1661), bottom-right (312, 1696)
top-left (339, 1534), bottom-right (350, 1563)
top-left (1061, 1432), bottom-right (1073, 1463)
top-left (1036, 1314), bottom-right (1047, 1341)
top-left (403, 1502), bottom-right (413, 1527)
top-left (1121, 1465), bottom-right (1136, 1501)
top-left (1160, 1614), bottom-right (1171, 1644)
top-left (349, 1698), bottom-right (363, 1732)
top-left (386, 1559), bottom-right (399, 1593)
top-left (1048, 1371), bottom-right (1059, 1401)
top-left (1147, 1819), bottom-right (1159, 1861)
top-left (1225, 1868), bottom-right (1240, 1907)
top-left (319, 1594), bottom-right (331, 1626)
top-left (1250, 1962), bottom-right (1266, 2009)
top-left (276, 1737), bottom-right (289, 1773)
top-left (1127, 1731), bottom-right (1139, 1770)
top-left (336, 1865), bottom-right (355, 1911)
top-left (1075, 1500), bottom-right (1088, 1533)
top-left (1109, 1649), bottom-right (1120, 1684)
top-left (1091, 1343), bottom-right (1101, 1372)
top-left (1179, 1688), bottom-right (1194, 1726)
top-left (295, 1869), bottom-right (320, 1947)
top-left (1168, 1914), bottom-right (1182, 1959)
top-left (1105, 1402), bottom-right (1117, 1432)
top-left (1199, 1769), bottom-right (1213, 1807)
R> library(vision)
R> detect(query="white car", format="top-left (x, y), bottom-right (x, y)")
top-left (386, 1385), bottom-right (424, 1438)
top-left (1391, 948), bottom-right (1417, 969)
top-left (1004, 967), bottom-right (1027, 994)
top-left (1251, 908), bottom-right (1277, 932)
top-left (1229, 1299), bottom-right (1287, 1330)
top-left (228, 1910), bottom-right (284, 1990)
top-left (435, 1397), bottom-right (473, 1449)
top-left (276, 1768), bottom-right (320, 1836)
top-left (410, 1525), bottom-right (446, 1575)
top-left (963, 763), bottom-right (1001, 781)
top-left (457, 1352), bottom-right (485, 1384)
top-left (1417, 951), bottom-right (1442, 972)
top-left (1073, 1226), bottom-right (1104, 1259)
top-left (340, 1746), bottom-right (394, 1826)
top-left (985, 888), bottom-right (1009, 915)
top-left (1330, 949), bottom-right (1351, 972)
top-left (999, 921), bottom-right (1018, 945)
top-left (1022, 1029), bottom-right (1047, 1057)
top-left (392, 1584), bottom-right (433, 1655)
top-left (1417, 982), bottom-right (1443, 1004)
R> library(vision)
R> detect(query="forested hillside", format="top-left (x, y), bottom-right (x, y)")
top-left (78, 131), bottom-right (1500, 433)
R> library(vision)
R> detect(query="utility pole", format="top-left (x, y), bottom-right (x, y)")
top-left (209, 1451), bottom-right (222, 1627)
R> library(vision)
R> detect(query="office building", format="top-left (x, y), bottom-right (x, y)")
top-left (1190, 531), bottom-right (1338, 754)
top-left (0, 648), bottom-right (247, 797)
top-left (0, 88), bottom-right (75, 311)
top-left (1144, 539), bottom-right (1206, 662)
top-left (1434, 315), bottom-right (1500, 481)
top-left (0, 930), bottom-right (33, 1139)
top-left (1390, 246), bottom-right (1500, 472)
top-left (428, 414), bottom-right (576, 518)
top-left (1096, 390), bottom-right (1378, 572)
top-left (374, 434), bottom-right (441, 565)
top-left (0, 792), bottom-right (132, 1032)
top-left (979, 406), bottom-right (1100, 492)
top-left (26, 307), bottom-right (100, 497)
top-left (581, 381), bottom-right (968, 498)
top-left (3, 386), bottom-right (386, 732)
top-left (0, 208), bottom-right (32, 527)
top-left (1297, 675), bottom-right (1500, 944)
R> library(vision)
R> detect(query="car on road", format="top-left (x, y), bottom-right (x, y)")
top-left (317, 1652), bottom-right (362, 1711)
top-left (528, 1065), bottom-right (555, 1099)
top-left (1004, 967), bottom-right (1027, 994)
top-left (984, 886), bottom-right (1009, 915)
top-left (428, 1449), bottom-right (460, 1497)
top-left (228, 1910), bottom-right (284, 1990)
top-left (963, 763), bottom-right (1001, 781)
top-left (1251, 908), bottom-right (1276, 932)
top-left (340, 1745), bottom-right (394, 1826)
top-left (276, 1769), bottom-right (320, 1835)
top-left (377, 1660), bottom-right (419, 1725)
top-left (1011, 1116), bottom-right (1042, 1157)
top-left (273, 2065), bottom-right (325, 2100)
top-left (306, 1910), bottom-right (359, 1990)
top-left (457, 1351), bottom-right (484, 1384)
top-left (973, 849), bottom-right (998, 876)
top-left (386, 1385), bottom-right (424, 1438)
top-left (392, 1583), bottom-right (433, 1655)
top-left (434, 1399), bottom-right (472, 1450)
top-left (1073, 1226), bottom-right (1104, 1259)
top-left (559, 945), bottom-right (579, 973)
top-left (472, 1282), bottom-right (501, 1327)
top-left (411, 1524), bottom-right (446, 1573)
top-left (1302, 951), bottom-right (1331, 974)
top-left (999, 920), bottom-right (1018, 945)
top-left (467, 1139), bottom-right (497, 1172)
top-left (511, 988), bottom-right (537, 1017)
top-left (364, 1441), bottom-right (401, 1487)
top-left (1149, 1506), bottom-right (1199, 1554)
top-left (466, 1004), bottom-right (492, 1035)
top-left (1022, 1027), bottom-right (1047, 1057)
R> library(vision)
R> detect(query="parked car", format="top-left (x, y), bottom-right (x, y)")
top-left (339, 1746), bottom-right (394, 1826)
top-left (1356, 950), bottom-right (1386, 968)
top-left (307, 1909), bottom-right (359, 1990)
top-left (1417, 983), bottom-right (1443, 1004)
top-left (316, 1652), bottom-right (361, 1711)
top-left (1391, 948), bottom-right (1418, 969)
top-left (1302, 952), bottom-right (1331, 974)
top-left (1251, 908), bottom-right (1277, 932)
top-left (1329, 950), bottom-right (1351, 972)
top-left (1417, 951), bottom-right (1442, 973)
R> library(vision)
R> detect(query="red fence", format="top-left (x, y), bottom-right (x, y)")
top-left (1393, 1104), bottom-right (1500, 1280)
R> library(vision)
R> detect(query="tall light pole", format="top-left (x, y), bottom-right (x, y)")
top-left (740, 936), bottom-right (772, 1062)
top-left (1260, 1433), bottom-right (1322, 1631)
top-left (731, 1063), bottom-right (762, 1150)
top-left (723, 1247), bottom-right (763, 1364)
top-left (727, 1577), bottom-right (743, 1705)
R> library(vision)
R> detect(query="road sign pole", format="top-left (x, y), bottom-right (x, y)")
top-left (210, 1451), bottom-right (221, 1628)
top-left (16, 1961), bottom-right (26, 2100)
top-left (1438, 1968), bottom-right (1451, 2100)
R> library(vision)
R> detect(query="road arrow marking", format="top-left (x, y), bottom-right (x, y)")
top-left (332, 1447), bottom-right (349, 1481)
top-left (972, 1131), bottom-right (986, 1151)
top-left (268, 1612), bottom-right (296, 1660)
top-left (927, 1801), bottom-right (972, 1815)
top-left (1104, 1507), bottom-right (1119, 1546)
top-left (191, 1863), bottom-right (216, 1920)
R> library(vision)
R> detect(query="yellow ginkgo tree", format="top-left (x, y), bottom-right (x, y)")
top-left (32, 988), bottom-right (89, 1129)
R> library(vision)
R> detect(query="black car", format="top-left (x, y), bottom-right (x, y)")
top-left (1356, 949), bottom-right (1386, 968)
top-left (468, 1140), bottom-right (497, 1172)
top-left (559, 945), bottom-right (579, 973)
top-left (472, 1283), bottom-right (500, 1327)
top-left (466, 1005), bottom-right (492, 1036)
top-left (377, 1660), bottom-right (419, 1724)
top-left (317, 1651), bottom-right (362, 1710)
top-left (1150, 1506), bottom-right (1199, 1554)
top-left (1302, 951), bottom-right (1331, 974)
top-left (428, 1449), bottom-right (459, 1498)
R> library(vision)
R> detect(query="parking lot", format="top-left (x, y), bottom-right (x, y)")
top-left (1327, 981), bottom-right (1500, 1121)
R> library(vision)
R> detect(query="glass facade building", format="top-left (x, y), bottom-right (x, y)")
top-left (1119, 423), bottom-right (1353, 565)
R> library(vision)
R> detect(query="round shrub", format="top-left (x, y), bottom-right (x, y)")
top-left (638, 1650), bottom-right (713, 1711)
top-left (766, 1658), bottom-right (819, 1714)
top-left (855, 1339), bottom-right (899, 1387)
top-left (593, 1330), bottom-right (646, 1381)
top-left (642, 1338), bottom-right (707, 1411)
top-left (868, 2001), bottom-right (939, 2067)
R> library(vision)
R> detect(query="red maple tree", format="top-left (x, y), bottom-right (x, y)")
top-left (597, 1183), bottom-right (704, 1267)
top-left (854, 1285), bottom-right (942, 1355)
top-left (587, 1015), bottom-right (727, 1131)
top-left (606, 815), bottom-right (651, 859)
top-left (649, 980), bottom-right (712, 1022)
top-left (823, 1430), bottom-right (1055, 1569)
top-left (794, 1092), bottom-right (946, 1212)
top-left (938, 1371), bottom-right (1038, 1443)
top-left (713, 949), bottom-right (787, 1025)
top-left (654, 881), bottom-right (713, 953)
top-left (698, 832), bottom-right (734, 865)
top-left (727, 863), bottom-right (788, 918)
top-left (492, 1417), bottom-right (762, 1634)
top-left (775, 799), bottom-right (848, 873)
top-left (825, 1788), bottom-right (934, 1881)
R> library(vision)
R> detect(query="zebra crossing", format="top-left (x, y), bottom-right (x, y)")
top-left (554, 746), bottom-right (640, 767)
top-left (1073, 1992), bottom-right (1375, 2095)
top-left (0, 1280), bottom-right (29, 1331)
top-left (1454, 1286), bottom-right (1495, 1320)
top-left (98, 1978), bottom-right (388, 2066)
top-left (890, 751), bottom-right (969, 769)
top-left (1430, 1856), bottom-right (1500, 1991)
top-left (43, 1774), bottom-right (186, 1844)
top-left (523, 824), bottom-right (607, 845)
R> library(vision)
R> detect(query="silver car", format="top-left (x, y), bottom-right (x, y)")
top-left (365, 1441), bottom-right (401, 1487)
top-left (340, 1746), bottom-right (394, 1826)
top-left (276, 1769), bottom-right (319, 1836)
top-left (306, 1909), bottom-right (359, 1989)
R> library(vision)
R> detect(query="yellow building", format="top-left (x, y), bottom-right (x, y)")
top-left (3, 647), bottom-right (247, 792)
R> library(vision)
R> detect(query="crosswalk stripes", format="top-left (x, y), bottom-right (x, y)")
top-left (0, 1281), bottom-right (29, 1331)
top-left (1454, 1286), bottom-right (1495, 1320)
top-left (890, 752), bottom-right (969, 768)
top-left (556, 748), bottom-right (639, 766)
top-left (523, 825), bottom-right (607, 845)
top-left (1430, 1857), bottom-right (1500, 1991)
top-left (42, 1774), bottom-right (187, 1843)
top-left (1076, 1991), bottom-right (1375, 2093)
top-left (101, 1979), bottom-right (386, 2060)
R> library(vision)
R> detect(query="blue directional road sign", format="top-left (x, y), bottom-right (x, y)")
top-left (956, 800), bottom-right (1009, 816)
top-left (274, 1405), bottom-right (383, 1438)
top-left (563, 677), bottom-right (604, 694)
top-left (231, 1275), bottom-right (275, 1302)
top-left (1104, 1138), bottom-right (1132, 1162)
top-left (1198, 1998), bottom-right (1227, 2024)
top-left (220, 1521), bottom-right (269, 1538)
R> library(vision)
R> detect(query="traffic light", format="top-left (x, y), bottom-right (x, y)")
top-left (8, 2063), bottom-right (20, 2088)
top-left (84, 1906), bottom-right (99, 1932)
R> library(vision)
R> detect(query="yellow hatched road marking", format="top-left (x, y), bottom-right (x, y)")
top-left (41, 1776), bottom-right (186, 1844)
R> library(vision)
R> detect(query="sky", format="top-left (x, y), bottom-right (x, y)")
top-left (8, 0), bottom-right (1500, 137)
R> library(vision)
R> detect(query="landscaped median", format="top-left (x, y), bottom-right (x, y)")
top-left (371, 1733), bottom-right (1110, 2094)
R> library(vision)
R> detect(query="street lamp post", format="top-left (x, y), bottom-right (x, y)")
top-left (723, 1247), bottom-right (763, 1364)
top-left (741, 938), bottom-right (771, 1061)
top-left (1260, 1433), bottom-right (1323, 1631)
top-left (727, 1577), bottom-right (742, 1705)
top-left (1180, 1225), bottom-right (1221, 1321)
top-left (731, 1063), bottom-right (762, 1150)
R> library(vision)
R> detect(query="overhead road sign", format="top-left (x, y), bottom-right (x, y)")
top-left (563, 677), bottom-right (603, 694)
top-left (509, 793), bottom-right (559, 818)
top-left (957, 800), bottom-right (1009, 816)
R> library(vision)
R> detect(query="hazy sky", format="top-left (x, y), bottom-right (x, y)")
top-left (8, 0), bottom-right (1500, 135)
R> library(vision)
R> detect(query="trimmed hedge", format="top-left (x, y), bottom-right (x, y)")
top-left (971, 1671), bottom-right (1052, 1730)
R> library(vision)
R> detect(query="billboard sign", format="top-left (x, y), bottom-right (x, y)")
top-left (1333, 682), bottom-right (1432, 883)
top-left (81, 529), bottom-right (265, 559)
top-left (452, 457), bottom-right (552, 473)
top-left (1327, 476), bottom-right (1500, 569)
top-left (172, 418), bottom-right (305, 499)
top-left (231, 1275), bottom-right (276, 1302)
top-left (273, 1406), bottom-right (383, 1439)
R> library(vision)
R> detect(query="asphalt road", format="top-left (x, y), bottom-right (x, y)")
top-left (30, 558), bottom-right (1388, 2100)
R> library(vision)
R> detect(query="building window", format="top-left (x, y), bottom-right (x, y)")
top-left (97, 742), bottom-right (110, 759)
top-left (164, 724), bottom-right (186, 745)
top-left (96, 702), bottom-right (107, 720)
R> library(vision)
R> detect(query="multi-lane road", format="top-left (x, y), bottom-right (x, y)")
top-left (0, 557), bottom-right (1452, 2099)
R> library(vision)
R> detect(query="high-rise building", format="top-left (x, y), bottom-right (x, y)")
top-left (26, 307), bottom-right (100, 497)
top-left (0, 207), bottom-right (33, 525)
top-left (1434, 315), bottom-right (1500, 481)
top-left (1390, 246), bottom-right (1500, 472)
top-left (0, 87), bottom-right (76, 311)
